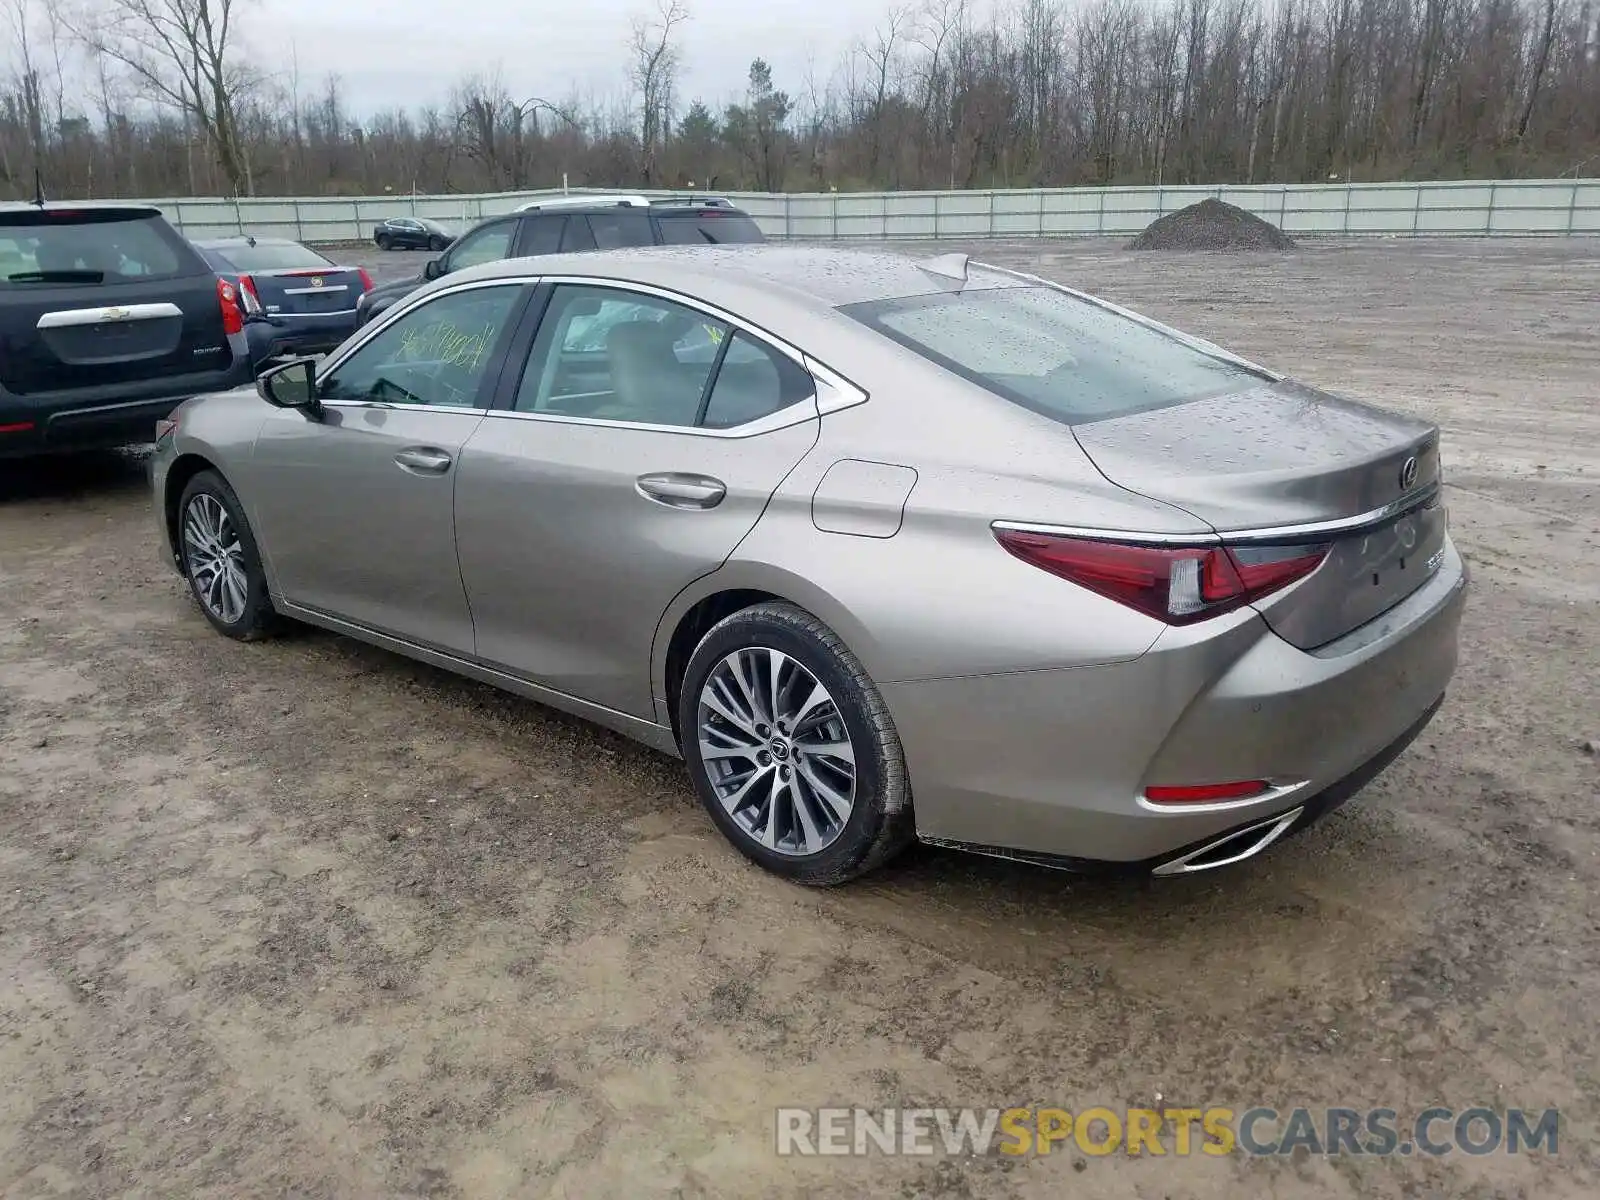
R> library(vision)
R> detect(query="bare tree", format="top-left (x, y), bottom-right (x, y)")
top-left (70, 0), bottom-right (257, 195)
top-left (629, 0), bottom-right (689, 185)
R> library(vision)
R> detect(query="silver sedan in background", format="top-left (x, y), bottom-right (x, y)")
top-left (149, 245), bottom-right (1467, 885)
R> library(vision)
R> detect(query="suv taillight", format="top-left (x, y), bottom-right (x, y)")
top-left (217, 278), bottom-right (244, 335)
top-left (994, 529), bottom-right (1330, 625)
top-left (358, 268), bottom-right (373, 292)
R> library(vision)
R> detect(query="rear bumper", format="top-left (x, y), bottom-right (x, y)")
top-left (884, 536), bottom-right (1468, 869)
top-left (0, 359), bottom-right (250, 458)
top-left (246, 312), bottom-right (360, 366)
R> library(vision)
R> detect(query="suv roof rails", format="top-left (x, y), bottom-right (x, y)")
top-left (649, 195), bottom-right (734, 208)
top-left (514, 193), bottom-right (652, 212)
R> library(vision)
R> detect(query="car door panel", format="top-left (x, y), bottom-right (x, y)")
top-left (454, 415), bottom-right (819, 717)
top-left (247, 283), bottom-right (529, 654)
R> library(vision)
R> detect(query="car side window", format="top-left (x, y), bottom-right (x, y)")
top-left (559, 219), bottom-right (597, 253)
top-left (444, 222), bottom-right (513, 273)
top-left (519, 215), bottom-right (564, 255)
top-left (584, 213), bottom-right (654, 249)
top-left (512, 284), bottom-right (729, 426)
top-left (699, 332), bottom-right (816, 429)
top-left (318, 285), bottom-right (522, 409)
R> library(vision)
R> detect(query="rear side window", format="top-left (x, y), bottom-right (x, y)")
top-left (656, 213), bottom-right (766, 245)
top-left (207, 242), bottom-right (331, 272)
top-left (841, 286), bottom-right (1269, 424)
top-left (700, 333), bottom-right (814, 428)
top-left (584, 213), bottom-right (654, 249)
top-left (0, 212), bottom-right (197, 286)
top-left (519, 215), bottom-right (564, 255)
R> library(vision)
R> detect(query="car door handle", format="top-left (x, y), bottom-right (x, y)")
top-left (636, 472), bottom-right (727, 509)
top-left (394, 446), bottom-right (453, 475)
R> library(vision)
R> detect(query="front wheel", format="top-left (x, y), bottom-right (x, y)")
top-left (177, 470), bottom-right (281, 641)
top-left (679, 602), bottom-right (914, 886)
top-left (428, 235), bottom-right (446, 252)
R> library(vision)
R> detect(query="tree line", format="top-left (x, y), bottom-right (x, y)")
top-left (3, 0), bottom-right (1598, 203)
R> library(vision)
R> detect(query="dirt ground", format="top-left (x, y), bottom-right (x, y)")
top-left (1, 237), bottom-right (1597, 1199)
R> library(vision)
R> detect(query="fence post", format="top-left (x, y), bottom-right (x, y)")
top-left (1567, 180), bottom-right (1580, 236)
top-left (1486, 181), bottom-right (1497, 235)
top-left (1342, 183), bottom-right (1353, 235)
top-left (988, 189), bottom-right (996, 239)
top-left (883, 191), bottom-right (890, 240)
top-left (1097, 187), bottom-right (1106, 236)
top-left (1412, 184), bottom-right (1422, 236)
top-left (294, 200), bottom-right (304, 243)
top-left (1278, 185), bottom-right (1287, 230)
top-left (1037, 189), bottom-right (1045, 238)
top-left (934, 191), bottom-right (942, 240)
top-left (783, 193), bottom-right (791, 240)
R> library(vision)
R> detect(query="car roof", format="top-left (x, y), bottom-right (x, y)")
top-left (193, 235), bottom-right (302, 248)
top-left (444, 244), bottom-right (1024, 310)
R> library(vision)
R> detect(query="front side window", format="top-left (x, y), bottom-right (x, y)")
top-left (318, 285), bottom-right (522, 409)
top-left (841, 285), bottom-right (1269, 424)
top-left (444, 222), bottom-right (513, 272)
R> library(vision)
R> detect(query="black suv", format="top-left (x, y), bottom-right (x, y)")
top-left (1, 204), bottom-right (254, 457)
top-left (355, 197), bottom-right (767, 327)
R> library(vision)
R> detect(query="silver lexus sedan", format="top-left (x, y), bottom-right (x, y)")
top-left (149, 245), bottom-right (1467, 885)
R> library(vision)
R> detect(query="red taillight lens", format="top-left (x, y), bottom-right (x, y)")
top-left (1145, 780), bottom-right (1271, 804)
top-left (237, 274), bottom-right (263, 315)
top-left (994, 529), bottom-right (1329, 626)
top-left (217, 278), bottom-right (244, 335)
top-left (358, 268), bottom-right (373, 292)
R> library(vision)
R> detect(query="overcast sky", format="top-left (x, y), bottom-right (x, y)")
top-left (262, 0), bottom-right (893, 118)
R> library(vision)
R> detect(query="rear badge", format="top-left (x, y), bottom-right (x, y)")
top-left (311, 277), bottom-right (324, 288)
top-left (1400, 455), bottom-right (1419, 490)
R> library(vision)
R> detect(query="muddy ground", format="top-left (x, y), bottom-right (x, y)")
top-left (1, 238), bottom-right (1597, 1199)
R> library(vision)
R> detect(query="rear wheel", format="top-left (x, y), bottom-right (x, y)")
top-left (375, 233), bottom-right (392, 250)
top-left (177, 470), bottom-right (280, 641)
top-left (679, 602), bottom-right (913, 886)
top-left (428, 235), bottom-right (446, 252)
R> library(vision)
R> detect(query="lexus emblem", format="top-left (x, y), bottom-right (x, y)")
top-left (1399, 456), bottom-right (1419, 490)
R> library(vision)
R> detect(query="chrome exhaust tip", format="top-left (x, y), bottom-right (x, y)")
top-left (1151, 807), bottom-right (1305, 877)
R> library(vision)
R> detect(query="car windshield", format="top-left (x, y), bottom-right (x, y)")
top-left (655, 213), bottom-right (765, 245)
top-left (841, 285), bottom-right (1270, 424)
top-left (207, 242), bottom-right (331, 272)
top-left (0, 212), bottom-right (188, 285)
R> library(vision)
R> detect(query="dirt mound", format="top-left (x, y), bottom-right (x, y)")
top-left (1127, 197), bottom-right (1295, 251)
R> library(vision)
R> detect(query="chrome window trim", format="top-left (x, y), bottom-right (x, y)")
top-left (992, 484), bottom-right (1441, 548)
top-left (315, 273), bottom-right (871, 432)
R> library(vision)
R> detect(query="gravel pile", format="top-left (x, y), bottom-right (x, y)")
top-left (1127, 198), bottom-right (1296, 251)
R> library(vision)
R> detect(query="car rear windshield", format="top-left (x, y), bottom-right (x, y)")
top-left (0, 210), bottom-right (199, 286)
top-left (655, 212), bottom-right (766, 245)
top-left (841, 285), bottom-right (1270, 424)
top-left (206, 242), bottom-right (332, 272)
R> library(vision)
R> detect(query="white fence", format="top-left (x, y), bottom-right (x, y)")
top-left (142, 178), bottom-right (1600, 244)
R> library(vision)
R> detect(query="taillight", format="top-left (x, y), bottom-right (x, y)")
top-left (994, 529), bottom-right (1329, 625)
top-left (358, 268), bottom-right (373, 292)
top-left (1145, 780), bottom-right (1271, 804)
top-left (217, 278), bottom-right (244, 335)
top-left (237, 274), bottom-right (263, 315)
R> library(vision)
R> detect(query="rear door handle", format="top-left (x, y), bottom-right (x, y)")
top-left (394, 446), bottom-right (453, 475)
top-left (636, 472), bottom-right (727, 509)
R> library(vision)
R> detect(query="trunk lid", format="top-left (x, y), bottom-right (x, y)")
top-left (0, 207), bottom-right (228, 395)
top-left (249, 267), bottom-right (366, 317)
top-left (1072, 380), bottom-right (1446, 649)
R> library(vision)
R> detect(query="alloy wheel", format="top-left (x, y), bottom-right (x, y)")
top-left (182, 493), bottom-right (249, 625)
top-left (696, 647), bottom-right (857, 856)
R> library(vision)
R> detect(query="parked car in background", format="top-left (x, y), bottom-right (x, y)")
top-left (194, 236), bottom-right (372, 369)
top-left (372, 217), bottom-right (456, 252)
top-left (1, 202), bottom-right (253, 457)
top-left (150, 245), bottom-right (1465, 886)
top-left (354, 197), bottom-right (766, 328)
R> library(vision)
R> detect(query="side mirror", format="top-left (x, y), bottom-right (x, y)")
top-left (422, 258), bottom-right (444, 281)
top-left (256, 357), bottom-right (323, 418)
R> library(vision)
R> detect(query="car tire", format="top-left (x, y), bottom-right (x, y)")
top-left (375, 233), bottom-right (391, 250)
top-left (428, 235), bottom-right (446, 252)
top-left (679, 602), bottom-right (914, 886)
top-left (176, 469), bottom-right (281, 642)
